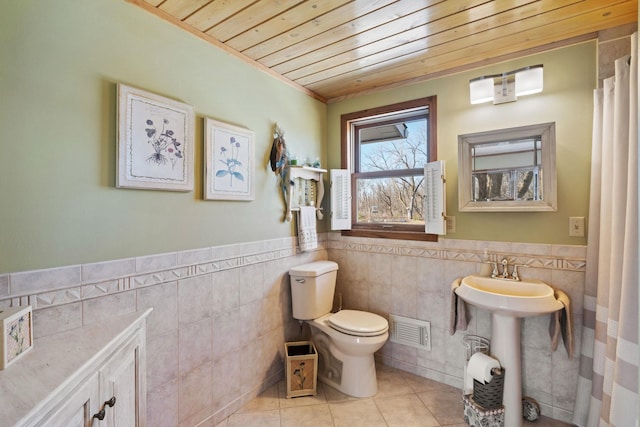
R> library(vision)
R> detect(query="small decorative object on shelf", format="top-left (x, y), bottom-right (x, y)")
top-left (0, 305), bottom-right (33, 370)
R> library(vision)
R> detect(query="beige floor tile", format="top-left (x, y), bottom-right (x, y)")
top-left (329, 399), bottom-right (387, 427)
top-left (220, 364), bottom-right (575, 427)
top-left (374, 394), bottom-right (440, 427)
top-left (278, 380), bottom-right (328, 408)
top-left (525, 415), bottom-right (572, 426)
top-left (225, 408), bottom-right (280, 427)
top-left (417, 387), bottom-right (465, 425)
top-left (236, 382), bottom-right (280, 413)
top-left (323, 383), bottom-right (361, 403)
top-left (374, 367), bottom-right (414, 397)
top-left (280, 404), bottom-right (334, 427)
top-left (400, 370), bottom-right (453, 393)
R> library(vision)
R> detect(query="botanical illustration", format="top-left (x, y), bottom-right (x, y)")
top-left (204, 118), bottom-right (254, 201)
top-left (216, 136), bottom-right (244, 185)
top-left (290, 359), bottom-right (314, 391)
top-left (144, 118), bottom-right (183, 169)
top-left (117, 84), bottom-right (194, 191)
top-left (6, 312), bottom-right (31, 363)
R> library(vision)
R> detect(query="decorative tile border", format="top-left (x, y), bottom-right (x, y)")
top-left (1, 238), bottom-right (311, 311)
top-left (327, 235), bottom-right (587, 272)
top-left (0, 234), bottom-right (586, 312)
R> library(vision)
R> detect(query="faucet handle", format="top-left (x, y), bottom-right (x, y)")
top-left (511, 264), bottom-right (523, 281)
top-left (489, 262), bottom-right (499, 278)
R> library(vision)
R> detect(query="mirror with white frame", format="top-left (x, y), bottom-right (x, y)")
top-left (458, 122), bottom-right (557, 212)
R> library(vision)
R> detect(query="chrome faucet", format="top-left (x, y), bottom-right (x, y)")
top-left (491, 258), bottom-right (521, 281)
top-left (501, 258), bottom-right (509, 278)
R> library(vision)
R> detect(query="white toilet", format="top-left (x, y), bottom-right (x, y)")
top-left (289, 260), bottom-right (389, 398)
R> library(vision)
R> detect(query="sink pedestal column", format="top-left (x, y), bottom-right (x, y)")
top-left (491, 313), bottom-right (523, 427)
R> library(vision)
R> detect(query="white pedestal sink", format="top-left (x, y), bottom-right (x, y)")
top-left (455, 275), bottom-right (563, 427)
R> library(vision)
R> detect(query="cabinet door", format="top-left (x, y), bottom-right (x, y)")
top-left (44, 373), bottom-right (100, 427)
top-left (98, 335), bottom-right (145, 427)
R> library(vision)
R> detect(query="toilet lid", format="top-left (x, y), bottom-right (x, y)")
top-left (328, 310), bottom-right (389, 337)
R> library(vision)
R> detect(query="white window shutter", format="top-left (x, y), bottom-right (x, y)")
top-left (330, 169), bottom-right (351, 230)
top-left (424, 160), bottom-right (446, 235)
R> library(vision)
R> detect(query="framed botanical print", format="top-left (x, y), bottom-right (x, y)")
top-left (204, 118), bottom-right (255, 201)
top-left (117, 84), bottom-right (194, 191)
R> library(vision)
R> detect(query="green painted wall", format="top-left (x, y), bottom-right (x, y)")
top-left (0, 0), bottom-right (326, 273)
top-left (327, 42), bottom-right (596, 246)
top-left (0, 0), bottom-right (596, 273)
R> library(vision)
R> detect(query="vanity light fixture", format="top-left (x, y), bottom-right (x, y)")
top-left (469, 64), bottom-right (543, 105)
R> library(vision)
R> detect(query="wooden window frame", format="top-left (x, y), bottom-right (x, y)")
top-left (340, 97), bottom-right (438, 242)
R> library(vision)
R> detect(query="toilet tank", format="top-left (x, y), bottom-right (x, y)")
top-left (289, 261), bottom-right (339, 320)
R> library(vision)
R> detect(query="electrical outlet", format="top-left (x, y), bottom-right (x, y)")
top-left (446, 216), bottom-right (456, 233)
top-left (569, 217), bottom-right (585, 237)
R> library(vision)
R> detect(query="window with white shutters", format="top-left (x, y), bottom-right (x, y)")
top-left (337, 97), bottom-right (442, 241)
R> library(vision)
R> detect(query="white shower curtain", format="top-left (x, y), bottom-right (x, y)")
top-left (572, 33), bottom-right (639, 427)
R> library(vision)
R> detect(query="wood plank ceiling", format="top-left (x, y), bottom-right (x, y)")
top-left (130, 0), bottom-right (637, 103)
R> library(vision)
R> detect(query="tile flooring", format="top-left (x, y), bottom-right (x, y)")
top-left (217, 365), bottom-right (572, 427)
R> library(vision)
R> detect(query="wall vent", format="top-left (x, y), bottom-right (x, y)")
top-left (389, 314), bottom-right (431, 351)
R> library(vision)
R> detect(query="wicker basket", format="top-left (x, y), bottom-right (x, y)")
top-left (472, 368), bottom-right (505, 410)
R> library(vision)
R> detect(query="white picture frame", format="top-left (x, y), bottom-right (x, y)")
top-left (204, 118), bottom-right (255, 201)
top-left (117, 84), bottom-right (194, 191)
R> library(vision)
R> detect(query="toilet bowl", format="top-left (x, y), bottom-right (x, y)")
top-left (309, 311), bottom-right (388, 397)
top-left (289, 261), bottom-right (389, 397)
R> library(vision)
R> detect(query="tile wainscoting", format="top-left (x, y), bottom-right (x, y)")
top-left (0, 233), bottom-right (585, 425)
top-left (326, 233), bottom-right (586, 424)
top-left (0, 237), bottom-right (328, 427)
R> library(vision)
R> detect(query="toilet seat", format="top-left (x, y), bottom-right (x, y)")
top-left (328, 310), bottom-right (388, 337)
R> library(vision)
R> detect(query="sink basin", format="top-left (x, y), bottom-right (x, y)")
top-left (455, 274), bottom-right (562, 317)
top-left (455, 274), bottom-right (563, 426)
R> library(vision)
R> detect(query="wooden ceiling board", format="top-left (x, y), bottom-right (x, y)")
top-left (279, 0), bottom-right (542, 80)
top-left (158, 0), bottom-right (212, 20)
top-left (225, 0), bottom-right (354, 52)
top-left (205, 0), bottom-right (304, 42)
top-left (239, 0), bottom-right (399, 60)
top-left (307, 1), bottom-right (637, 99)
top-left (130, 0), bottom-right (638, 102)
top-left (256, 0), bottom-right (440, 67)
top-left (184, 0), bottom-right (256, 32)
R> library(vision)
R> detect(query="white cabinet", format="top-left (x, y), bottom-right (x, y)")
top-left (46, 373), bottom-right (100, 427)
top-left (0, 309), bottom-right (151, 427)
top-left (96, 330), bottom-right (146, 427)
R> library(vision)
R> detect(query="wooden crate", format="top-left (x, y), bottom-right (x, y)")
top-left (285, 341), bottom-right (318, 398)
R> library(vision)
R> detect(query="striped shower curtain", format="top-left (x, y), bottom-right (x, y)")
top-left (572, 33), bottom-right (639, 427)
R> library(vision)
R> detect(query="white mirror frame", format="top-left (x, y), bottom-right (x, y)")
top-left (458, 122), bottom-right (557, 212)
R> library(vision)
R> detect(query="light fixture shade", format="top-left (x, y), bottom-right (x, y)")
top-left (469, 77), bottom-right (495, 104)
top-left (515, 65), bottom-right (543, 96)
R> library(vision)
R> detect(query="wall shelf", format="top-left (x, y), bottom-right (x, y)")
top-left (285, 166), bottom-right (326, 221)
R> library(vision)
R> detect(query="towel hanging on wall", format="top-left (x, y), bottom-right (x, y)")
top-left (297, 206), bottom-right (317, 252)
top-left (449, 278), bottom-right (469, 335)
top-left (549, 288), bottom-right (573, 358)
